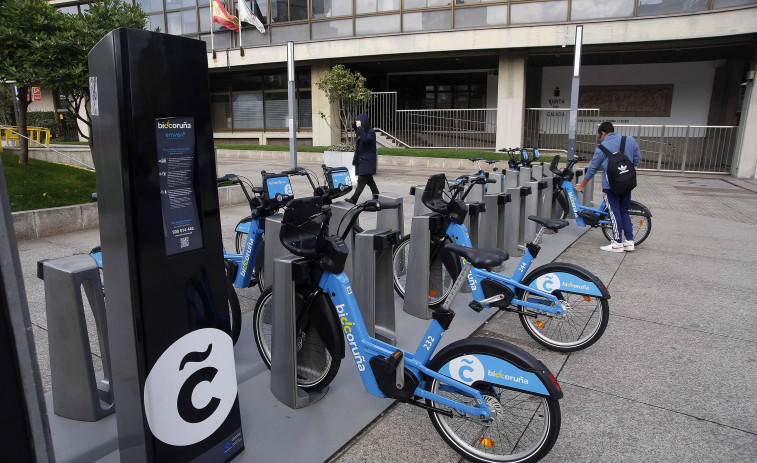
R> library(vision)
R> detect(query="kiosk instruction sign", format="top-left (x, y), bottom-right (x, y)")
top-left (156, 116), bottom-right (203, 255)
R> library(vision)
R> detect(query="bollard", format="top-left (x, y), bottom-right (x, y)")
top-left (410, 185), bottom-right (432, 216)
top-left (488, 172), bottom-right (504, 194)
top-left (504, 169), bottom-right (519, 189)
top-left (531, 164), bottom-right (543, 180)
top-left (467, 182), bottom-right (485, 204)
top-left (376, 193), bottom-right (404, 236)
top-left (40, 255), bottom-right (114, 421)
top-left (329, 201), bottom-right (358, 280)
top-left (535, 179), bottom-right (549, 220)
top-left (354, 229), bottom-right (400, 345)
top-left (505, 187), bottom-right (523, 257)
top-left (496, 193), bottom-right (511, 250)
top-left (466, 202), bottom-right (485, 249)
top-left (271, 255), bottom-right (328, 408)
top-left (518, 185), bottom-right (532, 248)
top-left (264, 215), bottom-right (288, 285)
top-left (479, 195), bottom-right (500, 249)
top-left (403, 215), bottom-right (441, 320)
top-left (522, 182), bottom-right (540, 246)
top-left (518, 167), bottom-right (532, 188)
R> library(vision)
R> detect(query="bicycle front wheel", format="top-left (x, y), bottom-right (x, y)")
top-left (253, 287), bottom-right (339, 392)
top-left (518, 267), bottom-right (609, 352)
top-left (425, 340), bottom-right (561, 463)
top-left (601, 200), bottom-right (652, 245)
top-left (391, 234), bottom-right (454, 308)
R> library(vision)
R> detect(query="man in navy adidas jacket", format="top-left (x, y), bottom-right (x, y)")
top-left (576, 122), bottom-right (641, 252)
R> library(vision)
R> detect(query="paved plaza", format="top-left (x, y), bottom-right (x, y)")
top-left (14, 156), bottom-right (757, 462)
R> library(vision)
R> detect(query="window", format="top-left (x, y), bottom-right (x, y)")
top-left (403, 10), bottom-right (451, 31)
top-left (312, 0), bottom-right (353, 18)
top-left (272, 0), bottom-right (308, 22)
top-left (357, 0), bottom-right (400, 14)
top-left (209, 69), bottom-right (312, 131)
top-left (570, 0), bottom-right (634, 20)
top-left (510, 1), bottom-right (568, 24)
top-left (637, 0), bottom-right (708, 15)
top-left (454, 5), bottom-right (508, 28)
top-left (356, 15), bottom-right (401, 34)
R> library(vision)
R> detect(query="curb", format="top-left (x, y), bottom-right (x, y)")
top-left (12, 202), bottom-right (99, 240)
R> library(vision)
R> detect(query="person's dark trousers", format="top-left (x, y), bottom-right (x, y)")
top-left (603, 188), bottom-right (633, 242)
top-left (350, 174), bottom-right (379, 202)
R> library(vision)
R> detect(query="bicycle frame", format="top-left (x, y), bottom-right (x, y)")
top-left (223, 217), bottom-right (264, 288)
top-left (556, 178), bottom-right (611, 228)
top-left (317, 269), bottom-right (552, 419)
top-left (443, 222), bottom-right (564, 315)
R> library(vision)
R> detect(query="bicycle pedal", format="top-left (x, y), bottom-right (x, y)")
top-left (469, 301), bottom-right (484, 312)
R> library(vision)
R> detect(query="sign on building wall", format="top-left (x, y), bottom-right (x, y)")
top-left (30, 87), bottom-right (41, 102)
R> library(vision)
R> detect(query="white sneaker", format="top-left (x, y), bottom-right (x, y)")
top-left (623, 240), bottom-right (635, 251)
top-left (601, 241), bottom-right (625, 253)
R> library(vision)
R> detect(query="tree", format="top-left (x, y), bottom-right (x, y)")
top-left (0, 0), bottom-right (64, 165)
top-left (0, 84), bottom-right (15, 126)
top-left (44, 1), bottom-right (146, 152)
top-left (316, 64), bottom-right (373, 147)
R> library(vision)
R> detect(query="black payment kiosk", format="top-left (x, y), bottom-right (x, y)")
top-left (88, 29), bottom-right (243, 462)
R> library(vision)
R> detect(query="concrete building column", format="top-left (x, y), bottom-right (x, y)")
top-left (733, 49), bottom-right (757, 178)
top-left (311, 62), bottom-right (340, 147)
top-left (495, 53), bottom-right (527, 150)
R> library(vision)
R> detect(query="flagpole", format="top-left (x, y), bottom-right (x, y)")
top-left (210, 1), bottom-right (215, 59)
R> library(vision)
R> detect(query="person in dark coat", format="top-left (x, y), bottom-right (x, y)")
top-left (346, 113), bottom-right (380, 204)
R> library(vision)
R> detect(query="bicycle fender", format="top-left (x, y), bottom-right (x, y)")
top-left (628, 200), bottom-right (652, 218)
top-left (524, 262), bottom-right (610, 299)
top-left (235, 216), bottom-right (252, 233)
top-left (431, 338), bottom-right (562, 399)
top-left (313, 294), bottom-right (345, 360)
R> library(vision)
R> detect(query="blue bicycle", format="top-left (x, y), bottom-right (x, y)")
top-left (550, 155), bottom-right (652, 245)
top-left (393, 173), bottom-right (610, 352)
top-left (262, 194), bottom-right (564, 463)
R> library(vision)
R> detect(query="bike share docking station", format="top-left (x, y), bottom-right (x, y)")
top-left (87, 28), bottom-right (244, 461)
top-left (37, 255), bottom-right (114, 422)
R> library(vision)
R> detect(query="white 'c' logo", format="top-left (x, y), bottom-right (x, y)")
top-left (449, 355), bottom-right (485, 385)
top-left (536, 273), bottom-right (561, 293)
top-left (144, 328), bottom-right (237, 446)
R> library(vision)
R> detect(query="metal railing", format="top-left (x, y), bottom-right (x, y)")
top-left (359, 93), bottom-right (496, 149)
top-left (1, 126), bottom-right (52, 151)
top-left (523, 109), bottom-right (738, 173)
top-left (523, 108), bottom-right (600, 152)
top-left (615, 125), bottom-right (737, 173)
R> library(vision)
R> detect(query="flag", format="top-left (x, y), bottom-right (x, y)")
top-left (238, 0), bottom-right (265, 33)
top-left (212, 0), bottom-right (239, 32)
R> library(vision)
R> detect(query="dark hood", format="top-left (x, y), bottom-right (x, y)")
top-left (356, 113), bottom-right (372, 130)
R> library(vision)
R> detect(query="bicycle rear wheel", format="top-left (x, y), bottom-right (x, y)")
top-left (518, 266), bottom-right (609, 352)
top-left (391, 234), bottom-right (455, 308)
top-left (601, 200), bottom-right (652, 245)
top-left (425, 340), bottom-right (561, 463)
top-left (253, 287), bottom-right (339, 392)
top-left (552, 189), bottom-right (569, 220)
top-left (226, 279), bottom-right (241, 345)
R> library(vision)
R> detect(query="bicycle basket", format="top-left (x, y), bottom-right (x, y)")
top-left (549, 155), bottom-right (562, 175)
top-left (421, 173), bottom-right (451, 214)
top-left (322, 165), bottom-right (353, 200)
top-left (280, 196), bottom-right (329, 258)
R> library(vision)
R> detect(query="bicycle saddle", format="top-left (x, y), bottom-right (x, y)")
top-left (443, 243), bottom-right (508, 269)
top-left (528, 216), bottom-right (569, 231)
top-left (485, 160), bottom-right (498, 165)
top-left (468, 157), bottom-right (484, 162)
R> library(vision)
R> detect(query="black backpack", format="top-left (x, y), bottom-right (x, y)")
top-left (598, 136), bottom-right (637, 195)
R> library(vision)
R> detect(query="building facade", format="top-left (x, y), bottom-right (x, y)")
top-left (50, 0), bottom-right (757, 177)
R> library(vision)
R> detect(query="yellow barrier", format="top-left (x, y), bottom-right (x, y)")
top-left (1, 126), bottom-right (52, 152)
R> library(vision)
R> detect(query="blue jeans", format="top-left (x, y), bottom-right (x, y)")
top-left (603, 189), bottom-right (632, 242)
